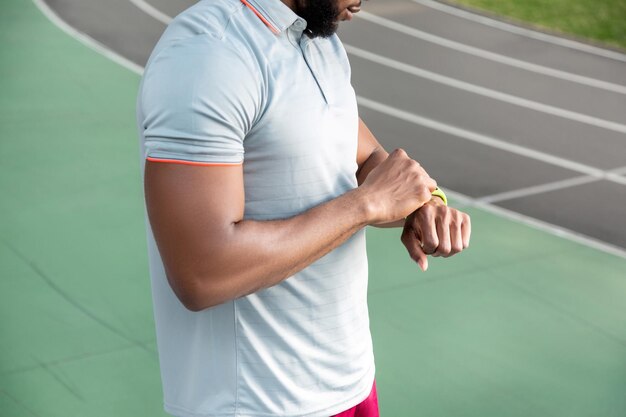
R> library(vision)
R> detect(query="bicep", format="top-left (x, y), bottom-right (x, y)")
top-left (356, 118), bottom-right (380, 166)
top-left (356, 118), bottom-right (389, 184)
top-left (144, 161), bottom-right (244, 303)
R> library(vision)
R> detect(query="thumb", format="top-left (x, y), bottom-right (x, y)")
top-left (401, 223), bottom-right (429, 272)
top-left (414, 242), bottom-right (429, 272)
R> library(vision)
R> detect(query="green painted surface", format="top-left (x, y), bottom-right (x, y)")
top-left (0, 1), bottom-right (166, 416)
top-left (447, 0), bottom-right (626, 50)
top-left (1, 0), bottom-right (625, 416)
top-left (367, 213), bottom-right (626, 416)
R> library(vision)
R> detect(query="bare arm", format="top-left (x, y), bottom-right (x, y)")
top-left (356, 118), bottom-right (404, 228)
top-left (145, 149), bottom-right (435, 311)
top-left (355, 118), bottom-right (471, 271)
top-left (356, 118), bottom-right (388, 186)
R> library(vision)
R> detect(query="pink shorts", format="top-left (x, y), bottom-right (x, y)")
top-left (331, 380), bottom-right (379, 417)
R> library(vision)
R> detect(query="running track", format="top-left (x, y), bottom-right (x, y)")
top-left (3, 1), bottom-right (626, 415)
top-left (38, 0), bottom-right (626, 255)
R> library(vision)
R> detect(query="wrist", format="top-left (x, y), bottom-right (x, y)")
top-left (431, 187), bottom-right (448, 206)
top-left (349, 186), bottom-right (378, 226)
top-left (427, 196), bottom-right (445, 206)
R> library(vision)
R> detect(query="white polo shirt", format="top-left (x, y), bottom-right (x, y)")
top-left (136, 0), bottom-right (375, 415)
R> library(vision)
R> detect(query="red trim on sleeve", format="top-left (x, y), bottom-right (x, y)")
top-left (146, 157), bottom-right (243, 167)
top-left (240, 0), bottom-right (281, 34)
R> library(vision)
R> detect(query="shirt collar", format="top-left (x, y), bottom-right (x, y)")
top-left (241, 0), bottom-right (306, 35)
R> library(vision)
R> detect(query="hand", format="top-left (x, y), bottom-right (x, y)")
top-left (401, 198), bottom-right (471, 271)
top-left (359, 149), bottom-right (437, 224)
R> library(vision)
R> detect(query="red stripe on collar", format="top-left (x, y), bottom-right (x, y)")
top-left (240, 0), bottom-right (280, 34)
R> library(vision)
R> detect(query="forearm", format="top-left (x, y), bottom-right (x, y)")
top-left (357, 146), bottom-right (388, 186)
top-left (357, 147), bottom-right (445, 228)
top-left (149, 149), bottom-right (434, 311)
top-left (185, 189), bottom-right (371, 310)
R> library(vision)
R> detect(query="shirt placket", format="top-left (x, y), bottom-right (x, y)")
top-left (298, 35), bottom-right (332, 106)
top-left (245, 0), bottom-right (333, 106)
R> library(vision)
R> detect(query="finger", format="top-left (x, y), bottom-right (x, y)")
top-left (434, 213), bottom-right (451, 257)
top-left (449, 213), bottom-right (464, 255)
top-left (415, 243), bottom-right (428, 272)
top-left (391, 148), bottom-right (408, 159)
top-left (414, 169), bottom-right (437, 194)
top-left (401, 225), bottom-right (429, 271)
top-left (426, 177), bottom-right (438, 192)
top-left (416, 185), bottom-right (433, 208)
top-left (415, 210), bottom-right (438, 255)
top-left (461, 213), bottom-right (471, 248)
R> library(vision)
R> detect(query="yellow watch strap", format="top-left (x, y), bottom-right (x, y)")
top-left (431, 187), bottom-right (448, 206)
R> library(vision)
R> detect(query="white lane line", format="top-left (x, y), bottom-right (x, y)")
top-left (603, 166), bottom-right (626, 183)
top-left (447, 189), bottom-right (626, 260)
top-left (127, 0), bottom-right (626, 180)
top-left (35, 0), bottom-right (626, 260)
top-left (129, 0), bottom-right (172, 24)
top-left (357, 11), bottom-right (626, 95)
top-left (346, 45), bottom-right (626, 134)
top-left (477, 166), bottom-right (626, 204)
top-left (355, 96), bottom-right (626, 182)
top-left (477, 175), bottom-right (601, 204)
top-left (411, 0), bottom-right (626, 63)
top-left (125, 0), bottom-right (626, 96)
top-left (606, 173), bottom-right (626, 184)
top-left (33, 0), bottom-right (144, 75)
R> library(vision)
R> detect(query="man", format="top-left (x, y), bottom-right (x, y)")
top-left (136, 0), bottom-right (470, 415)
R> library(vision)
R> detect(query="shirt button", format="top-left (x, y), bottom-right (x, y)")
top-left (293, 19), bottom-right (306, 31)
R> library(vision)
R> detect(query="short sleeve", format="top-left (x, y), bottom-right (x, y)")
top-left (138, 35), bottom-right (263, 165)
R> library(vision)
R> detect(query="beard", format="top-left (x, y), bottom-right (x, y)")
top-left (296, 0), bottom-right (340, 38)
